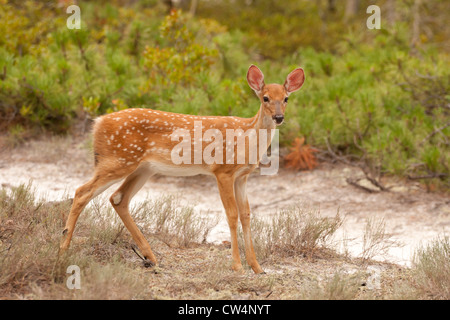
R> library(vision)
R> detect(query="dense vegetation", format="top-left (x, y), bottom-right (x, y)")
top-left (0, 0), bottom-right (448, 188)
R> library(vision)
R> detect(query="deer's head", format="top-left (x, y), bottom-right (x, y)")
top-left (247, 65), bottom-right (305, 126)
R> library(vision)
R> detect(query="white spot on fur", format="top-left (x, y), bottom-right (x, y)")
top-left (112, 192), bottom-right (122, 205)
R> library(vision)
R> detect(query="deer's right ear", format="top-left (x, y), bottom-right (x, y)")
top-left (284, 67), bottom-right (305, 94)
top-left (247, 65), bottom-right (265, 94)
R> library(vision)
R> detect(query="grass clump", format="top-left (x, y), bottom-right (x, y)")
top-left (412, 236), bottom-right (450, 299)
top-left (300, 271), bottom-right (363, 300)
top-left (360, 217), bottom-right (399, 264)
top-left (132, 195), bottom-right (219, 248)
top-left (248, 205), bottom-right (343, 260)
top-left (0, 183), bottom-right (71, 295)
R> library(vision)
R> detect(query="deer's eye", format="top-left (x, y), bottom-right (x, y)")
top-left (263, 96), bottom-right (269, 102)
top-left (284, 97), bottom-right (288, 103)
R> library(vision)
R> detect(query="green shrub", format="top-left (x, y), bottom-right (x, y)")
top-left (279, 37), bottom-right (449, 187)
top-left (0, 0), bottom-right (448, 188)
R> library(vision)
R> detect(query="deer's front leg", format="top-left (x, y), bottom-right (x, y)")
top-left (215, 173), bottom-right (243, 272)
top-left (235, 175), bottom-right (264, 274)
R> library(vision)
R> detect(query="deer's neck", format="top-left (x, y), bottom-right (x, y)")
top-left (249, 107), bottom-right (276, 156)
top-left (255, 106), bottom-right (276, 130)
top-left (254, 106), bottom-right (276, 131)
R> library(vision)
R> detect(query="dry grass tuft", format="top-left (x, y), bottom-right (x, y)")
top-left (360, 217), bottom-right (399, 264)
top-left (131, 195), bottom-right (219, 248)
top-left (412, 236), bottom-right (450, 299)
top-left (0, 183), bottom-right (71, 296)
top-left (247, 205), bottom-right (343, 260)
top-left (299, 270), bottom-right (363, 300)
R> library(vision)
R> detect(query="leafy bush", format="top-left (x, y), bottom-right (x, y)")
top-left (143, 9), bottom-right (218, 87)
top-left (0, 0), bottom-right (448, 188)
top-left (279, 35), bottom-right (449, 187)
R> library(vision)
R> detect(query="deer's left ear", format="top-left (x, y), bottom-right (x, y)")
top-left (284, 68), bottom-right (305, 94)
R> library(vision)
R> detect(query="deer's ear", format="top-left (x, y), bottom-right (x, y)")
top-left (284, 68), bottom-right (305, 94)
top-left (247, 65), bottom-right (265, 94)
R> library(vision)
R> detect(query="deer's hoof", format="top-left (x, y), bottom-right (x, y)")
top-left (142, 259), bottom-right (155, 268)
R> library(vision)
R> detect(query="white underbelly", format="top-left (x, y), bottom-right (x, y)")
top-left (148, 161), bottom-right (212, 177)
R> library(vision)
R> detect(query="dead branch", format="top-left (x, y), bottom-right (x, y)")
top-left (325, 136), bottom-right (388, 192)
top-left (252, 194), bottom-right (298, 210)
top-left (346, 178), bottom-right (379, 193)
top-left (419, 122), bottom-right (450, 146)
top-left (360, 166), bottom-right (389, 191)
top-left (407, 173), bottom-right (448, 180)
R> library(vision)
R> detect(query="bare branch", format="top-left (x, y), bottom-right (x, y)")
top-left (407, 173), bottom-right (448, 180)
top-left (346, 178), bottom-right (379, 193)
top-left (419, 122), bottom-right (450, 146)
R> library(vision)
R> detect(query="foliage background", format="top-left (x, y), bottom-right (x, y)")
top-left (0, 0), bottom-right (448, 188)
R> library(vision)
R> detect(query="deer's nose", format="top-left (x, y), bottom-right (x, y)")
top-left (273, 114), bottom-right (284, 124)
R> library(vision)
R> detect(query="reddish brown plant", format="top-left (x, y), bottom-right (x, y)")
top-left (284, 137), bottom-right (318, 171)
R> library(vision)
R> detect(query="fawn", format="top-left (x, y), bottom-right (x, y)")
top-left (60, 65), bottom-right (305, 273)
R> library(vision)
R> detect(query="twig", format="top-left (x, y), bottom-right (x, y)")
top-left (361, 112), bottom-right (373, 139)
top-left (407, 173), bottom-right (448, 180)
top-left (324, 136), bottom-right (353, 166)
top-left (360, 166), bottom-right (389, 191)
top-left (336, 97), bottom-right (352, 130)
top-left (111, 225), bottom-right (125, 244)
top-left (325, 136), bottom-right (388, 192)
top-left (0, 66), bottom-right (6, 81)
top-left (252, 194), bottom-right (298, 210)
top-left (76, 36), bottom-right (90, 72)
top-left (346, 178), bottom-right (378, 193)
top-left (21, 78), bottom-right (53, 113)
top-left (419, 122), bottom-right (450, 146)
top-left (415, 71), bottom-right (438, 80)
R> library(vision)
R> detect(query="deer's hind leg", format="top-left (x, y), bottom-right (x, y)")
top-left (60, 169), bottom-right (125, 253)
top-left (109, 164), bottom-right (157, 265)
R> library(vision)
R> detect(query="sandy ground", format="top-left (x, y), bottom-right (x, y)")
top-left (1, 135), bottom-right (449, 267)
